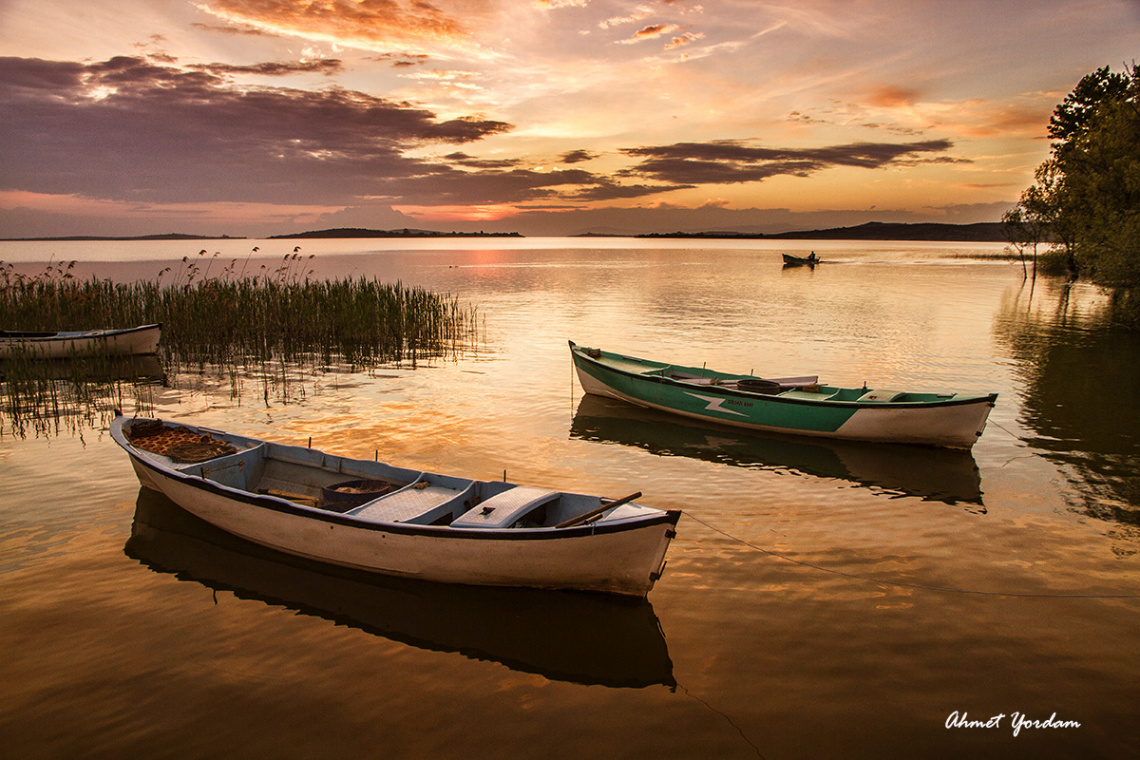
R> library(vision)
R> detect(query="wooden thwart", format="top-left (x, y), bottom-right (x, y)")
top-left (556, 492), bottom-right (642, 529)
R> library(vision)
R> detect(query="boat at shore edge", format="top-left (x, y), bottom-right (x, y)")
top-left (0, 323), bottom-right (161, 358)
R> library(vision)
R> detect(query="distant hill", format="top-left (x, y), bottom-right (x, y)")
top-left (269, 228), bottom-right (523, 239)
top-left (637, 221), bottom-right (1006, 242)
top-left (772, 221), bottom-right (1006, 241)
top-left (2, 233), bottom-right (245, 242)
top-left (2, 229), bottom-right (522, 242)
top-left (7, 221), bottom-right (1006, 243)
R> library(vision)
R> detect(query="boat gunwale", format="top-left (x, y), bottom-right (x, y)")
top-left (0, 323), bottom-right (162, 342)
top-left (570, 343), bottom-right (997, 411)
top-left (112, 418), bottom-right (681, 542)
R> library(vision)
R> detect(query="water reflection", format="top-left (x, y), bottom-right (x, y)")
top-left (995, 280), bottom-right (1140, 526)
top-left (124, 488), bottom-right (675, 689)
top-left (0, 355), bottom-right (422, 439)
top-left (0, 354), bottom-right (164, 437)
top-left (570, 394), bottom-right (985, 508)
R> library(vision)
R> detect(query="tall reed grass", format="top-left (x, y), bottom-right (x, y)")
top-left (1, 253), bottom-right (479, 367)
top-left (1, 252), bottom-right (482, 436)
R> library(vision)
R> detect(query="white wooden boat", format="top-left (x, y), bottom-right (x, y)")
top-left (111, 415), bottom-right (679, 596)
top-left (0, 324), bottom-right (161, 358)
top-left (126, 488), bottom-right (676, 687)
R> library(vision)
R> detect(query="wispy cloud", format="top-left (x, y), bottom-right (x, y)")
top-left (619, 23), bottom-right (683, 44)
top-left (194, 0), bottom-right (494, 57)
top-left (621, 138), bottom-right (962, 184)
top-left (188, 59), bottom-right (345, 77)
top-left (665, 32), bottom-right (705, 49)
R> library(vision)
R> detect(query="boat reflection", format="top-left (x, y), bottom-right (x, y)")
top-left (0, 353), bottom-right (165, 382)
top-left (1, 354), bottom-right (165, 437)
top-left (124, 487), bottom-right (675, 689)
top-left (571, 394), bottom-right (985, 508)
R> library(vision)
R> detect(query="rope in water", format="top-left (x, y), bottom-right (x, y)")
top-left (680, 511), bottom-right (1140, 599)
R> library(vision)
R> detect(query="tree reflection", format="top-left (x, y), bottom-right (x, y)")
top-left (994, 278), bottom-right (1140, 527)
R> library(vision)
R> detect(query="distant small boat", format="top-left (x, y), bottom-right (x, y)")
top-left (570, 342), bottom-right (998, 449)
top-left (782, 253), bottom-right (820, 268)
top-left (112, 415), bottom-right (679, 596)
top-left (0, 324), bottom-right (161, 359)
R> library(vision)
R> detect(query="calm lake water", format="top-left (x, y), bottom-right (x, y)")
top-left (1, 238), bottom-right (1138, 759)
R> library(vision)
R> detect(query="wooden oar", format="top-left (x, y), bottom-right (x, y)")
top-left (555, 491), bottom-right (642, 529)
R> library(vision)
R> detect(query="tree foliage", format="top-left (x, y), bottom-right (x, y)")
top-left (1006, 64), bottom-right (1140, 288)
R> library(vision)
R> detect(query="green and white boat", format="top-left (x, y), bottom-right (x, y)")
top-left (569, 342), bottom-right (998, 449)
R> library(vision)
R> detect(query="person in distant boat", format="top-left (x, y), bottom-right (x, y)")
top-left (807, 252), bottom-right (818, 264)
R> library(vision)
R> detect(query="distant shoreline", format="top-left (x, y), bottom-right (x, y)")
top-left (633, 222), bottom-right (1006, 243)
top-left (2, 221), bottom-right (1006, 243)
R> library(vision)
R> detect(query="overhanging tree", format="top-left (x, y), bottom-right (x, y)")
top-left (1006, 64), bottom-right (1140, 287)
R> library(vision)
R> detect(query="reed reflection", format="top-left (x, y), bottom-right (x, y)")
top-left (124, 488), bottom-right (675, 689)
top-left (570, 394), bottom-right (985, 508)
top-left (995, 280), bottom-right (1140, 525)
top-left (0, 354), bottom-right (164, 437)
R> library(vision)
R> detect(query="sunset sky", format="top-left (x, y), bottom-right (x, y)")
top-left (2, 0), bottom-right (1138, 238)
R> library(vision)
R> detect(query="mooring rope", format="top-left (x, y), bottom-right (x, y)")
top-left (680, 511), bottom-right (1140, 599)
top-left (988, 418), bottom-right (1025, 441)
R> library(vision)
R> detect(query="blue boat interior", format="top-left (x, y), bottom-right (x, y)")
top-left (160, 431), bottom-right (611, 530)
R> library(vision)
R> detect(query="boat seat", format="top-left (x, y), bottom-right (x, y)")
top-left (348, 481), bottom-right (467, 524)
top-left (451, 486), bottom-right (560, 529)
top-left (857, 389), bottom-right (907, 403)
top-left (669, 371), bottom-right (715, 385)
top-left (779, 389), bottom-right (838, 401)
top-left (767, 375), bottom-right (819, 390)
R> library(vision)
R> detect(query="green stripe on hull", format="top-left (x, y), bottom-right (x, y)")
top-left (574, 355), bottom-right (859, 433)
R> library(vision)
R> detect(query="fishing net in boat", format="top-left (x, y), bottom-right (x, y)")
top-left (126, 419), bottom-right (238, 462)
top-left (165, 440), bottom-right (239, 463)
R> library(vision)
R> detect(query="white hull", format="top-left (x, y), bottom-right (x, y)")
top-left (0, 324), bottom-right (161, 358)
top-left (576, 368), bottom-right (992, 448)
top-left (830, 401), bottom-right (995, 448)
top-left (115, 418), bottom-right (678, 596)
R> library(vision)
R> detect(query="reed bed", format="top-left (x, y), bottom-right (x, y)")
top-left (1, 256), bottom-right (479, 368)
top-left (1, 254), bottom-right (482, 436)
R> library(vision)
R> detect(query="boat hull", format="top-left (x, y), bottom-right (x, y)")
top-left (782, 253), bottom-right (817, 267)
top-left (571, 343), bottom-right (996, 449)
top-left (0, 324), bottom-right (161, 358)
top-left (114, 418), bottom-right (678, 596)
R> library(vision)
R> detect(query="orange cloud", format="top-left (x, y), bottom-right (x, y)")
top-left (622, 24), bottom-right (683, 43)
top-left (393, 203), bottom-right (520, 221)
top-left (924, 98), bottom-right (1054, 139)
top-left (865, 85), bottom-right (920, 109)
top-left (666, 32), bottom-right (705, 50)
top-left (196, 0), bottom-right (484, 52)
